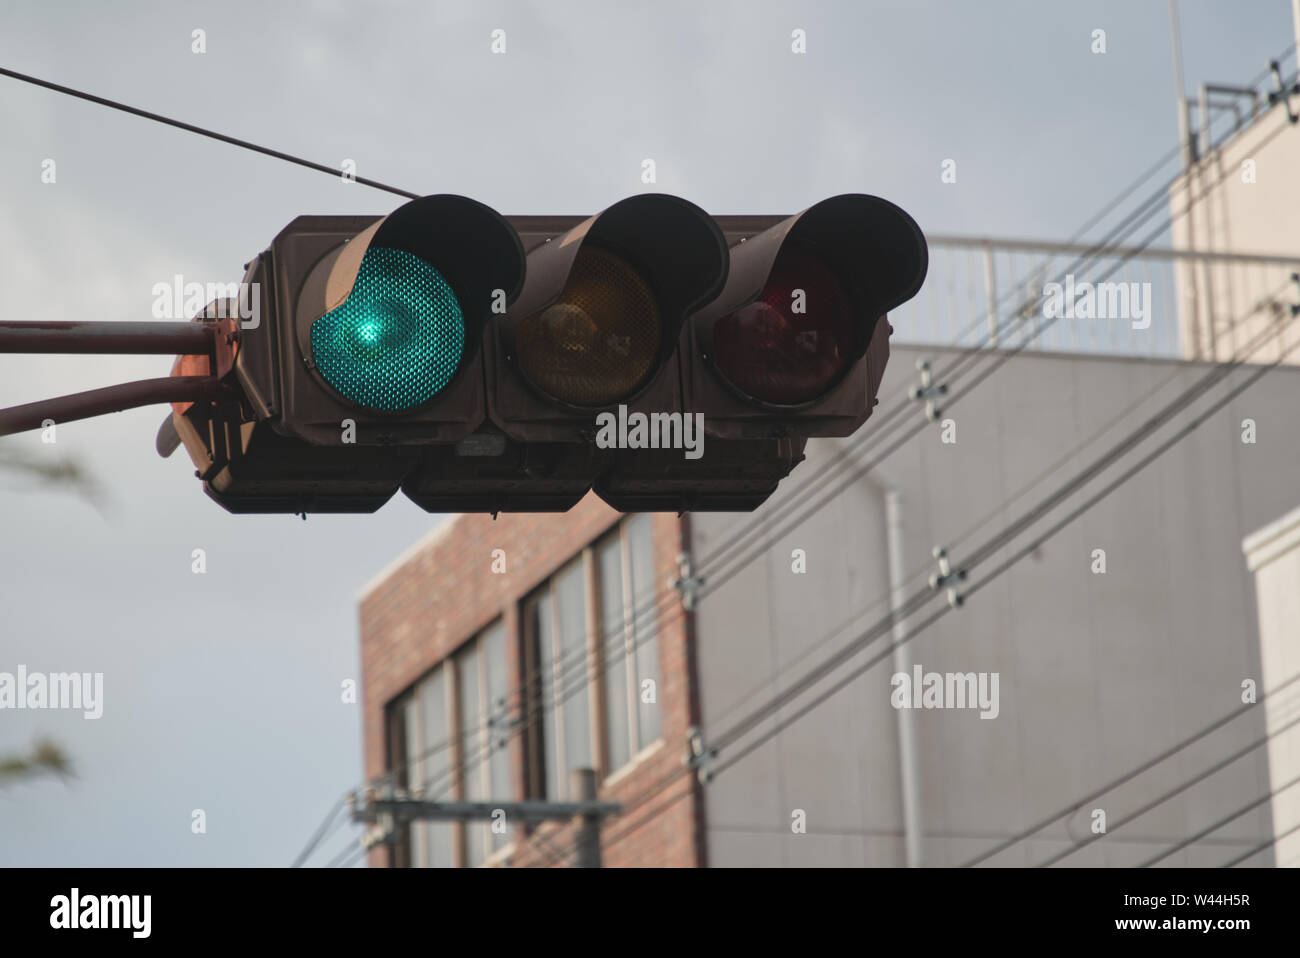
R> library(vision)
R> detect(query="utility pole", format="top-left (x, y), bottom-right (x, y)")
top-left (571, 768), bottom-right (602, 868)
top-left (351, 767), bottom-right (619, 868)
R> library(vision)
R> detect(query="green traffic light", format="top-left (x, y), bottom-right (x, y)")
top-left (310, 246), bottom-right (465, 413)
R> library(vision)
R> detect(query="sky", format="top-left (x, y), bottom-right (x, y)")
top-left (0, 0), bottom-right (1297, 866)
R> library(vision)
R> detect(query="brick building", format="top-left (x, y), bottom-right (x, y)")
top-left (358, 496), bottom-right (704, 867)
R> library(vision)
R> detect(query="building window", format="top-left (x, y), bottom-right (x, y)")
top-left (526, 557), bottom-right (593, 801)
top-left (525, 514), bottom-right (660, 797)
top-left (385, 619), bottom-right (511, 867)
top-left (386, 691), bottom-right (419, 869)
top-left (625, 514), bottom-right (662, 751)
top-left (417, 668), bottom-right (451, 867)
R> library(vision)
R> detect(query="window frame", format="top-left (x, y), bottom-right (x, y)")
top-left (524, 515), bottom-right (663, 798)
top-left (385, 617), bottom-right (511, 868)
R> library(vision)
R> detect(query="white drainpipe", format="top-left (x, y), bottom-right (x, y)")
top-left (885, 486), bottom-right (923, 867)
top-left (851, 443), bottom-right (922, 867)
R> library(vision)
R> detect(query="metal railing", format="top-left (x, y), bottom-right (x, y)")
top-left (890, 237), bottom-right (1300, 361)
top-left (889, 45), bottom-right (1300, 362)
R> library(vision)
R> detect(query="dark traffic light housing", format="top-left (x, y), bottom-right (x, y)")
top-left (594, 194), bottom-right (928, 512)
top-left (170, 195), bottom-right (526, 513)
top-left (164, 193), bottom-right (928, 515)
top-left (406, 194), bottom-right (729, 515)
top-left (486, 194), bottom-right (728, 441)
top-left (688, 195), bottom-right (928, 439)
top-left (240, 194), bottom-right (525, 446)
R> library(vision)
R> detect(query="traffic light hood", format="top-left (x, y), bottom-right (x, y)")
top-left (682, 194), bottom-right (929, 440)
top-left (236, 194), bottom-right (526, 447)
top-left (492, 193), bottom-right (728, 424)
top-left (695, 193), bottom-right (928, 363)
top-left (319, 194), bottom-right (526, 321)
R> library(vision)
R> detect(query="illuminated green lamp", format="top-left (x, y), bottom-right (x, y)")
top-left (310, 246), bottom-right (465, 413)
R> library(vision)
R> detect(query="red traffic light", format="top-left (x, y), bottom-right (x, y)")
top-left (711, 244), bottom-right (855, 405)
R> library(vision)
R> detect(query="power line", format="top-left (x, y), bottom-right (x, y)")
top-left (811, 49), bottom-right (1294, 470)
top-left (555, 294), bottom-right (1300, 862)
top-left (340, 47), bottom-right (1300, 807)
top-left (323, 831), bottom-right (368, 869)
top-left (1038, 702), bottom-right (1300, 867)
top-left (0, 60), bottom-right (915, 814)
top-left (16, 44), bottom-right (1296, 873)
top-left (687, 145), bottom-right (1299, 646)
top-left (303, 47), bottom-right (1300, 866)
top-left (407, 281), bottom-right (1299, 856)
top-left (388, 267), bottom-right (1298, 865)
top-left (930, 48), bottom-right (1296, 365)
top-left (339, 846), bottom-right (369, 868)
top-left (578, 51), bottom-right (1292, 666)
top-left (1222, 819), bottom-right (1300, 868)
top-left (586, 319), bottom-right (1300, 865)
top-left (533, 763), bottom-right (694, 867)
top-left (290, 796), bottom-right (347, 868)
top-left (862, 69), bottom-right (1299, 487)
top-left (0, 65), bottom-right (420, 199)
top-left (524, 826), bottom-right (573, 869)
top-left (694, 280), bottom-right (1294, 734)
top-left (931, 113), bottom-right (1296, 409)
top-left (2, 61), bottom-right (443, 870)
top-left (1138, 768), bottom-right (1300, 868)
top-left (824, 54), bottom-right (1296, 476)
top-left (962, 668), bottom-right (1300, 866)
top-left (601, 595), bottom-right (1296, 870)
top-left (712, 318), bottom-right (1298, 758)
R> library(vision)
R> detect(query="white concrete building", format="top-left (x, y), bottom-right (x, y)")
top-left (693, 341), bottom-right (1300, 866)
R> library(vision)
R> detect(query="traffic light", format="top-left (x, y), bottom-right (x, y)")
top-left (240, 193), bottom-right (525, 446)
top-left (688, 194), bottom-right (927, 439)
top-left (591, 194), bottom-right (928, 512)
top-left (404, 194), bottom-right (728, 513)
top-left (167, 194), bottom-right (525, 513)
top-left (163, 192), bottom-right (927, 515)
top-left (485, 194), bottom-right (727, 439)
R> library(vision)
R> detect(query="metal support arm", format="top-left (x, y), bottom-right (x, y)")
top-left (0, 376), bottom-right (230, 437)
top-left (0, 320), bottom-right (215, 355)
